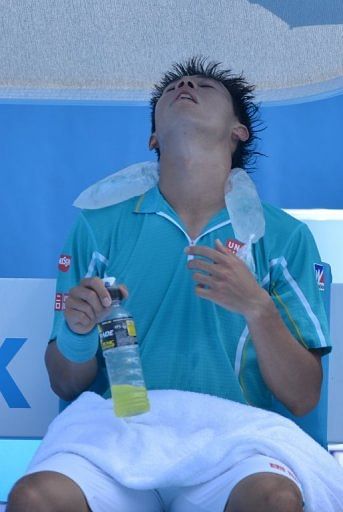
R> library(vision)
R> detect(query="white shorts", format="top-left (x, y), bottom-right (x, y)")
top-left (27, 452), bottom-right (304, 512)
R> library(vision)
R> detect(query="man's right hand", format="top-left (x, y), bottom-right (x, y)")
top-left (64, 277), bottom-right (128, 334)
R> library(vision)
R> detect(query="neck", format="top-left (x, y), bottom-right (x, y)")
top-left (158, 144), bottom-right (231, 238)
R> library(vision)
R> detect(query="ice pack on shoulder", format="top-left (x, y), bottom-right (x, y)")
top-left (224, 168), bottom-right (265, 275)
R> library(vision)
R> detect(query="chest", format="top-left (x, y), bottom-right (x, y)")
top-left (104, 213), bottom-right (270, 299)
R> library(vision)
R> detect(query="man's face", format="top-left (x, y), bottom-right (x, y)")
top-left (151, 75), bottom-right (245, 153)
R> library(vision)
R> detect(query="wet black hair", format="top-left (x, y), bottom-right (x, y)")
top-left (149, 55), bottom-right (265, 171)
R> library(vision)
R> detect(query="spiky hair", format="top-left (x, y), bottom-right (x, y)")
top-left (149, 55), bottom-right (265, 171)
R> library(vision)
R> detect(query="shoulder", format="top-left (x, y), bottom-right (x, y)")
top-left (79, 195), bottom-right (142, 227)
top-left (67, 195), bottom-right (144, 252)
top-left (262, 202), bottom-right (301, 230)
top-left (261, 202), bottom-right (315, 256)
top-left (262, 202), bottom-right (310, 237)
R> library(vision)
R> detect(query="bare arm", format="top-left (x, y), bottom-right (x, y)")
top-left (45, 340), bottom-right (98, 401)
top-left (244, 293), bottom-right (322, 415)
top-left (186, 240), bottom-right (323, 416)
top-left (46, 277), bottom-right (128, 401)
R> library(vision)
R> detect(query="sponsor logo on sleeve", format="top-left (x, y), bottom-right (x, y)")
top-left (58, 254), bottom-right (72, 272)
top-left (54, 293), bottom-right (69, 311)
top-left (225, 239), bottom-right (244, 255)
top-left (314, 263), bottom-right (325, 291)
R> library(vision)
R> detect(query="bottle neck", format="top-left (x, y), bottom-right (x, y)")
top-left (111, 299), bottom-right (121, 307)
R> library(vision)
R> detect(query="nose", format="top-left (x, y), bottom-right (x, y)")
top-left (176, 78), bottom-right (195, 89)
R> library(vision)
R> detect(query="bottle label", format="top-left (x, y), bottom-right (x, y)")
top-left (98, 317), bottom-right (137, 351)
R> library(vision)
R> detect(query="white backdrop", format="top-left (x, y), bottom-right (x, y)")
top-left (0, 279), bottom-right (59, 438)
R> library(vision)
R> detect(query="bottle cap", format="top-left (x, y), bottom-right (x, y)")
top-left (102, 277), bottom-right (123, 301)
top-left (102, 276), bottom-right (116, 288)
top-left (107, 287), bottom-right (124, 301)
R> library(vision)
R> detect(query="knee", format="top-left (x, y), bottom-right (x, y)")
top-left (265, 485), bottom-right (303, 512)
top-left (226, 475), bottom-right (303, 512)
top-left (7, 473), bottom-right (45, 512)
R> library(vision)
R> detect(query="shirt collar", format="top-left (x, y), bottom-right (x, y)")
top-left (133, 185), bottom-right (230, 232)
top-left (133, 185), bottom-right (166, 214)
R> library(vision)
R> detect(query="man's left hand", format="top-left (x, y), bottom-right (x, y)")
top-left (186, 239), bottom-right (270, 319)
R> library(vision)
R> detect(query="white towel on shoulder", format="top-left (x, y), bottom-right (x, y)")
top-left (28, 390), bottom-right (343, 511)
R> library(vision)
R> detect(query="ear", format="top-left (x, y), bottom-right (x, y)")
top-left (149, 133), bottom-right (159, 150)
top-left (232, 123), bottom-right (249, 143)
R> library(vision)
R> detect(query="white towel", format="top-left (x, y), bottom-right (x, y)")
top-left (28, 390), bottom-right (343, 511)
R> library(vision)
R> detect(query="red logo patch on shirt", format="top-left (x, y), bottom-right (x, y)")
top-left (225, 239), bottom-right (244, 255)
top-left (58, 254), bottom-right (71, 272)
top-left (54, 293), bottom-right (69, 311)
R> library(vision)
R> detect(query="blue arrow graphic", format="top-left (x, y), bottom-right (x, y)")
top-left (0, 338), bottom-right (30, 408)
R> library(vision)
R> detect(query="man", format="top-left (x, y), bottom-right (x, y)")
top-left (7, 56), bottom-right (331, 512)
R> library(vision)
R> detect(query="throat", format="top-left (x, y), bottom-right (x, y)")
top-left (179, 212), bottom-right (216, 240)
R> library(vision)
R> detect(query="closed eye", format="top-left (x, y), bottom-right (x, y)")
top-left (165, 83), bottom-right (213, 92)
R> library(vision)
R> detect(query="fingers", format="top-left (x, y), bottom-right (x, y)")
top-left (64, 306), bottom-right (95, 335)
top-left (70, 283), bottom-right (107, 314)
top-left (186, 239), bottom-right (237, 276)
top-left (65, 286), bottom-right (103, 333)
top-left (64, 277), bottom-right (130, 334)
top-left (192, 272), bottom-right (212, 288)
top-left (80, 277), bottom-right (112, 307)
top-left (65, 302), bottom-right (94, 329)
top-left (214, 238), bottom-right (231, 254)
top-left (185, 241), bottom-right (233, 264)
top-left (117, 283), bottom-right (129, 300)
top-left (195, 284), bottom-right (213, 299)
top-left (187, 257), bottom-right (221, 277)
top-left (65, 294), bottom-right (97, 323)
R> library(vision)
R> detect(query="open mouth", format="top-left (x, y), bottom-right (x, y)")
top-left (175, 93), bottom-right (197, 103)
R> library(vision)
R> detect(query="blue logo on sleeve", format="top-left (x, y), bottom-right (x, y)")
top-left (0, 338), bottom-right (30, 408)
top-left (314, 263), bottom-right (325, 292)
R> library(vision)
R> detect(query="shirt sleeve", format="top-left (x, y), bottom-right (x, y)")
top-left (269, 222), bottom-right (331, 354)
top-left (49, 211), bottom-right (106, 345)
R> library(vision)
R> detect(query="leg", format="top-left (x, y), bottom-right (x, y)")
top-left (225, 473), bottom-right (303, 512)
top-left (7, 471), bottom-right (91, 512)
top-left (163, 455), bottom-right (304, 512)
top-left (7, 453), bottom-right (163, 512)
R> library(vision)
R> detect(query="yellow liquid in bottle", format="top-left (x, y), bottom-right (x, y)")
top-left (111, 384), bottom-right (150, 417)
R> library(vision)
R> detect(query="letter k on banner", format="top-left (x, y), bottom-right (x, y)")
top-left (0, 338), bottom-right (30, 408)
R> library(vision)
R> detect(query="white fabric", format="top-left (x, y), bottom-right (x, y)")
top-left (73, 161), bottom-right (159, 210)
top-left (28, 453), bottom-right (164, 512)
top-left (28, 390), bottom-right (343, 511)
top-left (27, 453), bottom-right (304, 512)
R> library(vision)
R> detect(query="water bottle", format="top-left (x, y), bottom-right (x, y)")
top-left (97, 277), bottom-right (150, 417)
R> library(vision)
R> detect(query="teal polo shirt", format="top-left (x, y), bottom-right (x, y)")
top-left (51, 185), bottom-right (331, 409)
